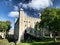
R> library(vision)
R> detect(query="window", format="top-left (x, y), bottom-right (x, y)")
top-left (25, 25), bottom-right (27, 27)
top-left (24, 21), bottom-right (25, 22)
top-left (24, 21), bottom-right (28, 23)
top-left (29, 21), bottom-right (30, 23)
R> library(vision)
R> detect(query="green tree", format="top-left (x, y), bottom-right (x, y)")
top-left (41, 8), bottom-right (60, 44)
top-left (0, 21), bottom-right (8, 31)
top-left (35, 22), bottom-right (40, 30)
top-left (5, 21), bottom-right (11, 31)
top-left (0, 21), bottom-right (11, 38)
top-left (5, 21), bottom-right (11, 38)
top-left (35, 8), bottom-right (60, 44)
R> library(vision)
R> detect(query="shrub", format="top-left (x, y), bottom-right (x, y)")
top-left (0, 39), bottom-right (9, 45)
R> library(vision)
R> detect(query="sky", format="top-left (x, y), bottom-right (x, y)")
top-left (0, 0), bottom-right (60, 30)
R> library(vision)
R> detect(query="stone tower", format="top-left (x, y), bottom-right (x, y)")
top-left (14, 8), bottom-right (40, 43)
top-left (18, 8), bottom-right (25, 42)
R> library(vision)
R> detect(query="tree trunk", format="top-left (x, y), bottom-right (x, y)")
top-left (41, 28), bottom-right (45, 40)
top-left (42, 30), bottom-right (45, 37)
top-left (50, 32), bottom-right (53, 38)
top-left (53, 32), bottom-right (57, 45)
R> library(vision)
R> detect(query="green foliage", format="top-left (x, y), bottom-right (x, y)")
top-left (5, 21), bottom-right (11, 31)
top-left (40, 8), bottom-right (60, 32)
top-left (39, 8), bottom-right (60, 43)
top-left (0, 21), bottom-right (11, 31)
top-left (0, 21), bottom-right (7, 31)
top-left (34, 22), bottom-right (40, 30)
top-left (0, 21), bottom-right (11, 38)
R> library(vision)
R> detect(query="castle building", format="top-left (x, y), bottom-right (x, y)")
top-left (14, 8), bottom-right (40, 42)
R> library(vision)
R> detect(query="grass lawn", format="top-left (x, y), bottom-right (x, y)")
top-left (0, 39), bottom-right (15, 45)
top-left (0, 39), bottom-right (10, 45)
top-left (0, 38), bottom-right (60, 45)
top-left (17, 38), bottom-right (60, 45)
top-left (18, 42), bottom-right (60, 45)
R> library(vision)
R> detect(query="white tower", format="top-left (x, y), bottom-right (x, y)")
top-left (17, 3), bottom-right (25, 43)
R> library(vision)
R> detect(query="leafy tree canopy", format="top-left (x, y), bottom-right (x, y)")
top-left (35, 7), bottom-right (60, 32)
top-left (41, 7), bottom-right (60, 32)
top-left (0, 21), bottom-right (11, 32)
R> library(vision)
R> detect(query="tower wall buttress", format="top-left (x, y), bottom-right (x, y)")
top-left (18, 9), bottom-right (25, 42)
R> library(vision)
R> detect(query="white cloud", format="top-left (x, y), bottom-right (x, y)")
top-left (14, 5), bottom-right (19, 11)
top-left (23, 0), bottom-right (53, 10)
top-left (8, 11), bottom-right (19, 17)
top-left (8, 11), bottom-right (29, 17)
top-left (23, 4), bottom-right (28, 9)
